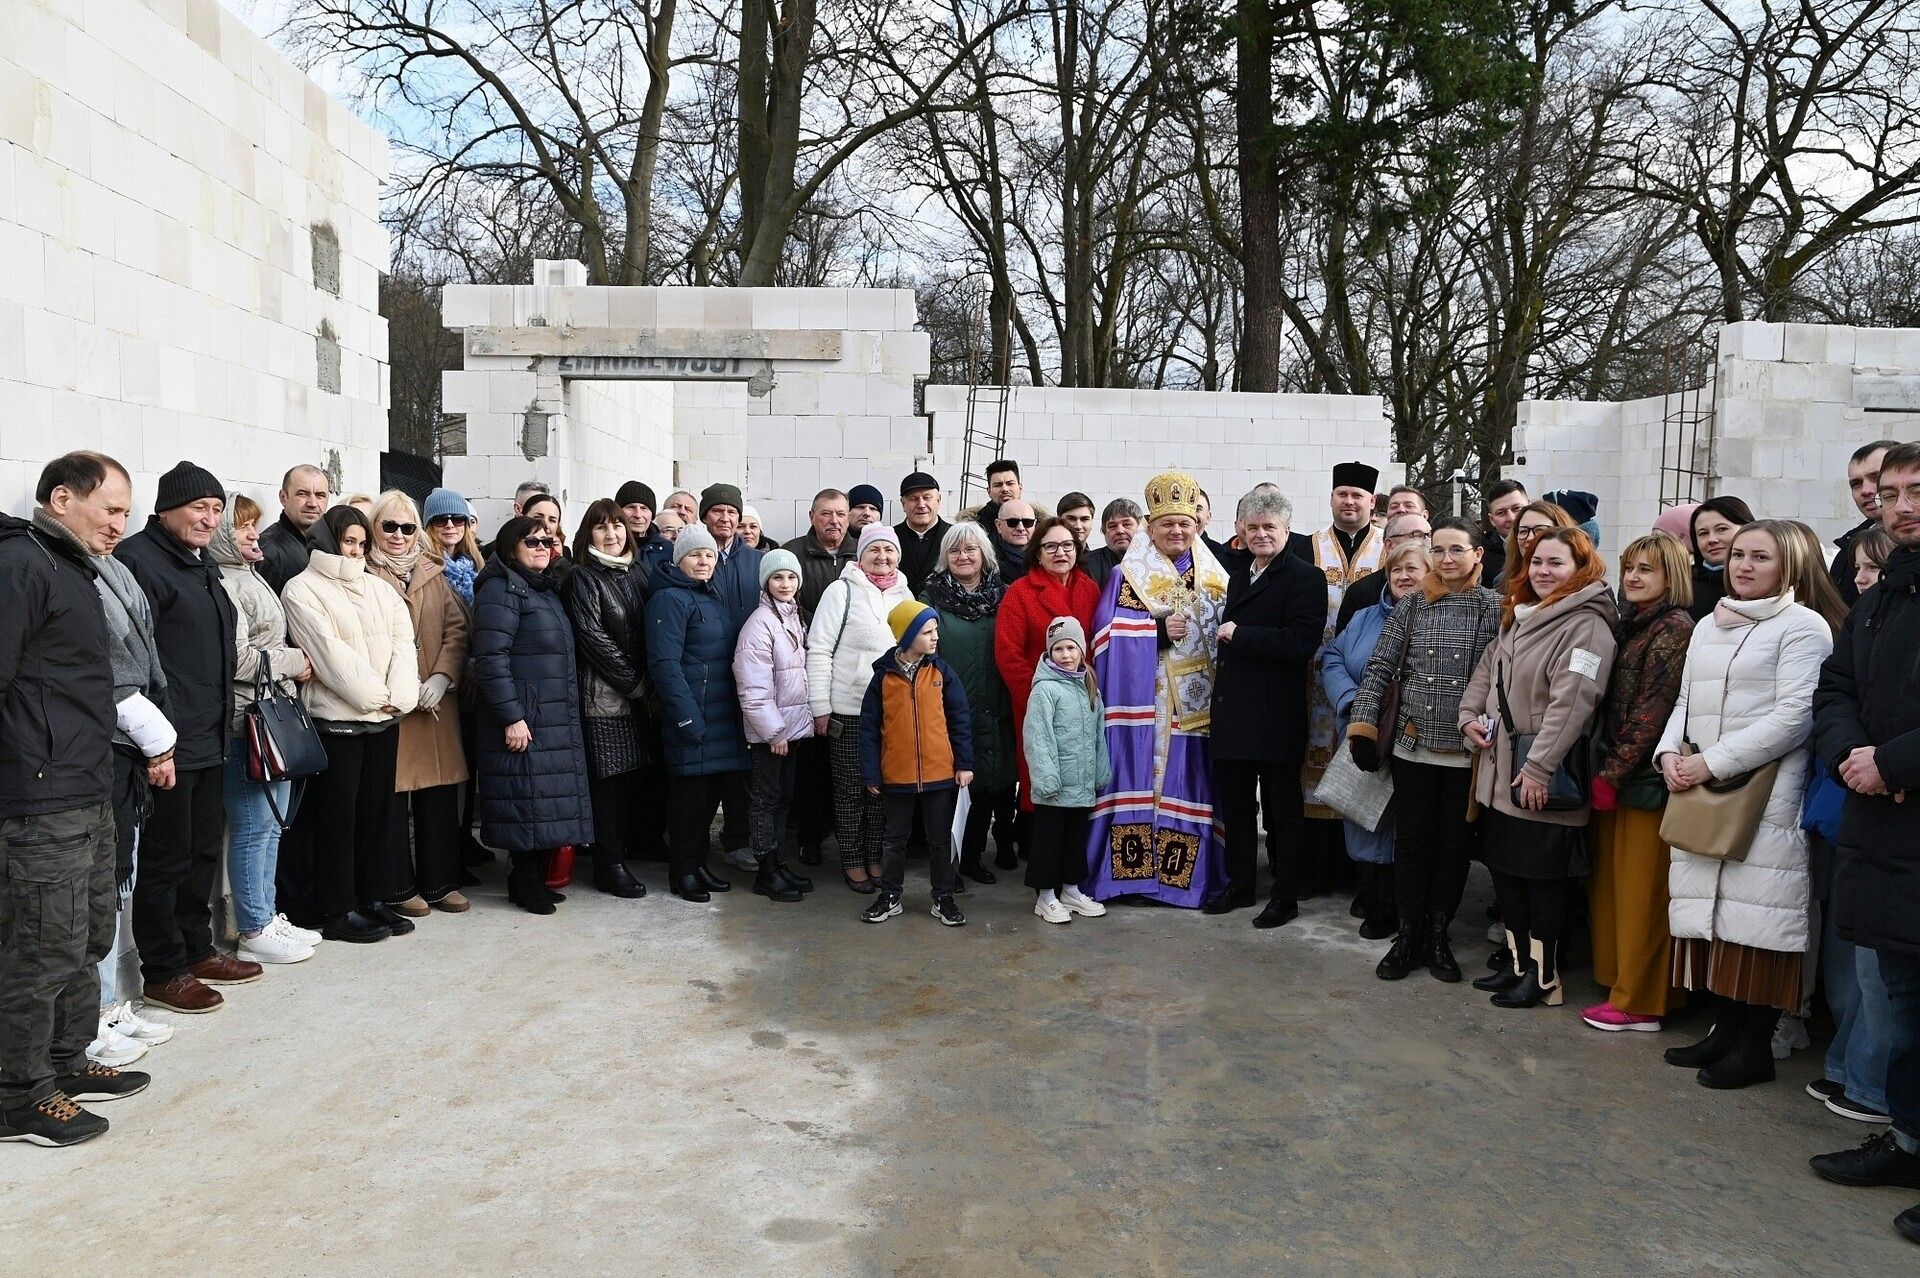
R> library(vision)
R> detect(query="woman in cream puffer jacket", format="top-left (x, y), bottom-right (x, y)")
top-left (1653, 518), bottom-right (1835, 1088)
top-left (279, 507), bottom-right (421, 940)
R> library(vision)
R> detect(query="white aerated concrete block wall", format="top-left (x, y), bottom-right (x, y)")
top-left (0, 0), bottom-right (390, 514)
top-left (561, 380), bottom-right (674, 531)
top-left (923, 386), bottom-right (1394, 528)
top-left (1514, 322), bottom-right (1920, 547)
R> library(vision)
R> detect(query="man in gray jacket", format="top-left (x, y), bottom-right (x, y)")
top-left (0, 452), bottom-right (150, 1148)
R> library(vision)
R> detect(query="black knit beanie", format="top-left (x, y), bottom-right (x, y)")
top-left (154, 460), bottom-right (225, 513)
top-left (616, 480), bottom-right (657, 511)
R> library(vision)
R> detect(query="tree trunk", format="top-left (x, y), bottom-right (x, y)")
top-left (737, 1), bottom-right (771, 268)
top-left (1233, 0), bottom-right (1279, 392)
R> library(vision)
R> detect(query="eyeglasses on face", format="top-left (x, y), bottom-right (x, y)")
top-left (1002, 518), bottom-right (1036, 528)
top-left (381, 520), bottom-right (418, 536)
top-left (1517, 524), bottom-right (1554, 540)
top-left (428, 514), bottom-right (468, 528)
top-left (1040, 540), bottom-right (1076, 552)
top-left (521, 536), bottom-right (558, 549)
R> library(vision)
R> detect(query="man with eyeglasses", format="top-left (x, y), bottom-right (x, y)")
top-left (258, 464), bottom-right (338, 595)
top-left (993, 500), bottom-right (1037, 582)
top-left (1335, 511), bottom-right (1433, 636)
top-left (1811, 440), bottom-right (1920, 1243)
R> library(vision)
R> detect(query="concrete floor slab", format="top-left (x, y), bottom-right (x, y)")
top-left (0, 869), bottom-right (1900, 1275)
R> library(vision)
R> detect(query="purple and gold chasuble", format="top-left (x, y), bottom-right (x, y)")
top-left (1081, 537), bottom-right (1230, 906)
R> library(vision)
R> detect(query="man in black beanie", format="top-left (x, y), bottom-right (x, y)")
top-left (115, 462), bottom-right (251, 1014)
top-left (616, 480), bottom-right (669, 575)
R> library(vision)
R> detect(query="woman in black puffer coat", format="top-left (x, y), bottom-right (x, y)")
top-left (561, 499), bottom-right (651, 901)
top-left (646, 526), bottom-right (751, 903)
top-left (472, 515), bottom-right (594, 914)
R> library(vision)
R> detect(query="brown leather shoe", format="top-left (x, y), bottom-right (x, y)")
top-left (142, 974), bottom-right (223, 1014)
top-left (188, 954), bottom-right (263, 985)
top-left (428, 891), bottom-right (470, 913)
top-left (388, 895), bottom-right (431, 918)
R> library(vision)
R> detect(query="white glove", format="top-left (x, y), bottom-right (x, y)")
top-left (417, 673), bottom-right (452, 712)
top-left (116, 692), bottom-right (178, 758)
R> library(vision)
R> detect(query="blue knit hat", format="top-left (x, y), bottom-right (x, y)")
top-left (422, 487), bottom-right (469, 524)
top-left (847, 483), bottom-right (884, 512)
top-left (759, 547), bottom-right (801, 589)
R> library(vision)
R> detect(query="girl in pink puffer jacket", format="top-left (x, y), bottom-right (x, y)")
top-left (732, 549), bottom-right (816, 902)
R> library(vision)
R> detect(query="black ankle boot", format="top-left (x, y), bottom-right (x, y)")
top-left (693, 864), bottom-right (733, 892)
top-left (1376, 920), bottom-right (1426, 981)
top-left (754, 860), bottom-right (803, 902)
top-left (1664, 996), bottom-right (1739, 1068)
top-left (774, 857), bottom-right (814, 893)
top-left (1426, 915), bottom-right (1462, 982)
top-left (592, 859), bottom-right (645, 899)
top-left (670, 872), bottom-right (711, 903)
top-left (1492, 937), bottom-right (1563, 1008)
top-left (1697, 1002), bottom-right (1779, 1089)
top-left (507, 856), bottom-right (556, 915)
top-left (1473, 929), bottom-right (1526, 992)
top-left (1350, 864), bottom-right (1372, 919)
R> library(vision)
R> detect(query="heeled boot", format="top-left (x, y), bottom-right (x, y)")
top-left (507, 853), bottom-right (556, 915)
top-left (1696, 1001), bottom-right (1779, 1089)
top-left (1426, 914), bottom-right (1462, 983)
top-left (1375, 917), bottom-right (1427, 981)
top-left (1492, 937), bottom-right (1563, 1008)
top-left (1474, 929), bottom-right (1527, 992)
top-left (1664, 995), bottom-right (1739, 1068)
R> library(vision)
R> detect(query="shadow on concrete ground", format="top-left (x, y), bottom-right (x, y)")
top-left (0, 846), bottom-right (1903, 1276)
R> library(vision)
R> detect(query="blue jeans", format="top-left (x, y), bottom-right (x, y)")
top-left (222, 740), bottom-right (288, 935)
top-left (1877, 948), bottom-right (1920, 1154)
top-left (1824, 916), bottom-right (1891, 1114)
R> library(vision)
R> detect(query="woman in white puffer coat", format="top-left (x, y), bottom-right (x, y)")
top-left (1654, 519), bottom-right (1839, 1090)
top-left (280, 506), bottom-right (420, 943)
top-left (805, 525), bottom-right (913, 891)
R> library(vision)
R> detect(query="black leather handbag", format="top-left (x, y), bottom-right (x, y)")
top-left (1496, 660), bottom-right (1590, 812)
top-left (243, 662), bottom-right (328, 829)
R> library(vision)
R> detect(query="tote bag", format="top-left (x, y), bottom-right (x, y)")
top-left (1657, 625), bottom-right (1779, 862)
top-left (1320, 738), bottom-right (1394, 832)
top-left (243, 662), bottom-right (328, 829)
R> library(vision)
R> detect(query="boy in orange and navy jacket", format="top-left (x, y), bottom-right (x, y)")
top-left (857, 601), bottom-right (974, 925)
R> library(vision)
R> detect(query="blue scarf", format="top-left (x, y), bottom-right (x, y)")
top-left (442, 553), bottom-right (478, 605)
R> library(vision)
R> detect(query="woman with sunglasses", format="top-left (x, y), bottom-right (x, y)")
top-left (423, 488), bottom-right (484, 609)
top-left (1686, 495), bottom-right (1755, 620)
top-left (280, 506), bottom-right (421, 942)
top-left (519, 492), bottom-right (572, 584)
top-left (995, 517), bottom-right (1101, 837)
top-left (367, 490), bottom-right (472, 916)
top-left (471, 516), bottom-right (594, 914)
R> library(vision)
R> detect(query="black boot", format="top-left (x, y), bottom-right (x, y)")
top-left (960, 858), bottom-right (997, 886)
top-left (1375, 919), bottom-right (1426, 981)
top-left (1359, 868), bottom-right (1397, 939)
top-left (592, 859), bottom-right (645, 899)
top-left (1426, 914), bottom-right (1462, 983)
top-left (1473, 929), bottom-right (1527, 992)
top-left (1664, 995), bottom-right (1740, 1068)
top-left (507, 855), bottom-right (556, 915)
top-left (692, 864), bottom-right (733, 892)
top-left (798, 842), bottom-right (824, 867)
top-left (1349, 864), bottom-right (1371, 919)
top-left (1492, 937), bottom-right (1563, 1008)
top-left (754, 857), bottom-right (803, 902)
top-left (1697, 1002), bottom-right (1779, 1089)
top-left (774, 856), bottom-right (814, 893)
top-left (670, 872), bottom-right (711, 902)
top-left (1486, 944), bottom-right (1512, 973)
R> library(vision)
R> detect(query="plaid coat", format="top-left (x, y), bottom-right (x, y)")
top-left (1348, 586), bottom-right (1501, 756)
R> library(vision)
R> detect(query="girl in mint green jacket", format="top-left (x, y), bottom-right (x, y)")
top-left (1023, 617), bottom-right (1112, 924)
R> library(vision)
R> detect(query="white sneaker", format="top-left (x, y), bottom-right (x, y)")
top-left (1034, 896), bottom-right (1072, 924)
top-left (273, 914), bottom-right (322, 946)
top-left (87, 1023), bottom-right (150, 1067)
top-left (1772, 1014), bottom-right (1810, 1060)
top-left (1059, 886), bottom-right (1107, 917)
top-left (108, 1001), bottom-right (175, 1045)
top-left (723, 847), bottom-right (761, 873)
top-left (237, 927), bottom-right (315, 965)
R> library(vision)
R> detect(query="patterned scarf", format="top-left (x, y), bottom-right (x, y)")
top-left (921, 568), bottom-right (1005, 621)
top-left (441, 553), bottom-right (478, 605)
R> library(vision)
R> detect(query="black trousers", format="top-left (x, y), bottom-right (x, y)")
top-left (1026, 805), bottom-right (1090, 892)
top-left (793, 735), bottom-right (834, 850)
top-left (748, 744), bottom-right (797, 861)
top-left (133, 762), bottom-right (225, 983)
top-left (668, 772), bottom-right (740, 879)
top-left (392, 783), bottom-right (462, 902)
top-left (1391, 759), bottom-right (1475, 922)
top-left (829, 714), bottom-right (884, 868)
top-left (881, 790), bottom-right (958, 896)
top-left (719, 771), bottom-right (750, 852)
top-left (1489, 869), bottom-right (1571, 945)
top-left (631, 757), bottom-right (670, 859)
top-left (0, 801), bottom-right (116, 1107)
top-left (1216, 758), bottom-right (1305, 900)
top-left (960, 782), bottom-right (1017, 866)
top-left (588, 769), bottom-right (637, 868)
top-left (305, 727), bottom-right (400, 918)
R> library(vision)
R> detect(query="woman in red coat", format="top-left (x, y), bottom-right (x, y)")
top-left (996, 517), bottom-right (1102, 816)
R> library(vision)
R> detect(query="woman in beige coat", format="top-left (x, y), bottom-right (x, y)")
top-left (281, 506), bottom-right (420, 944)
top-left (1461, 528), bottom-right (1618, 1008)
top-left (368, 490), bottom-right (471, 915)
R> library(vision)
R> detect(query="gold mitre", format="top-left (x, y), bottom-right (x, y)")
top-left (1144, 469), bottom-right (1200, 522)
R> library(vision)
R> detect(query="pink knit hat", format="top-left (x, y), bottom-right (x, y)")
top-left (1652, 502), bottom-right (1699, 550)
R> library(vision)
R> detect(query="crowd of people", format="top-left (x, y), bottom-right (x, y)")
top-left (2, 442), bottom-right (1918, 1246)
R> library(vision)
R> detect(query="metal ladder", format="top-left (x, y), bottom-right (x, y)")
top-left (959, 383), bottom-right (1010, 511)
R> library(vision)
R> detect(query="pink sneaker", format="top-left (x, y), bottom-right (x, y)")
top-left (1581, 1002), bottom-right (1662, 1032)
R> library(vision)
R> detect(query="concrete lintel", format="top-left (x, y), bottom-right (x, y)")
top-left (1856, 373), bottom-right (1920, 412)
top-left (465, 326), bottom-right (843, 361)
